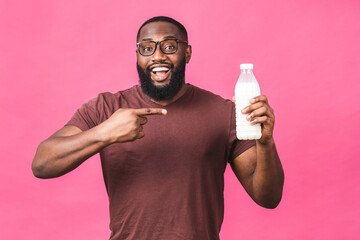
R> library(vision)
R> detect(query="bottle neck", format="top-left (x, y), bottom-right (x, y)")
top-left (241, 69), bottom-right (253, 74)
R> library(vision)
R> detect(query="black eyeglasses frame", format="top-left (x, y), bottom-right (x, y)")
top-left (136, 39), bottom-right (188, 56)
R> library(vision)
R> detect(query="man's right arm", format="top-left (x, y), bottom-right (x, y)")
top-left (32, 108), bottom-right (167, 179)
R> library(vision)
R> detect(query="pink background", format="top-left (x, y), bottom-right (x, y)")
top-left (1, 0), bottom-right (359, 239)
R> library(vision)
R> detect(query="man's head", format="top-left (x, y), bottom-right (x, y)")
top-left (136, 16), bottom-right (188, 42)
top-left (136, 16), bottom-right (192, 101)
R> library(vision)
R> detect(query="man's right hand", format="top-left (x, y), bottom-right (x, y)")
top-left (99, 108), bottom-right (167, 143)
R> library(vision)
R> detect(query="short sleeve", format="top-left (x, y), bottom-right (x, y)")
top-left (65, 94), bottom-right (105, 131)
top-left (228, 102), bottom-right (256, 163)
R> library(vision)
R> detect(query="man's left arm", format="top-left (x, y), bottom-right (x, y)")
top-left (230, 95), bottom-right (284, 209)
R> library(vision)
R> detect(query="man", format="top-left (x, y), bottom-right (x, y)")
top-left (32, 16), bottom-right (284, 240)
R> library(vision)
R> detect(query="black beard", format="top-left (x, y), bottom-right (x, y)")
top-left (137, 60), bottom-right (186, 101)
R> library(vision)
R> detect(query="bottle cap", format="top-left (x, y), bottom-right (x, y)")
top-left (240, 63), bottom-right (253, 70)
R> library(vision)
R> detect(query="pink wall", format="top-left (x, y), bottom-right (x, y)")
top-left (1, 0), bottom-right (359, 239)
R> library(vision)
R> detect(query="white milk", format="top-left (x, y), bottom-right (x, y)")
top-left (235, 64), bottom-right (262, 140)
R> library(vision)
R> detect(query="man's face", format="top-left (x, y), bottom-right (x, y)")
top-left (136, 21), bottom-right (191, 101)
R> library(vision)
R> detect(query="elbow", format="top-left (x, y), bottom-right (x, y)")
top-left (254, 188), bottom-right (284, 209)
top-left (32, 158), bottom-right (50, 179)
top-left (255, 197), bottom-right (282, 209)
top-left (32, 142), bottom-right (56, 179)
top-left (259, 198), bottom-right (282, 209)
top-left (260, 173), bottom-right (285, 209)
top-left (32, 161), bottom-right (60, 179)
top-left (32, 156), bottom-right (62, 179)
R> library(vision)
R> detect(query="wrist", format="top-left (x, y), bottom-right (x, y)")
top-left (93, 123), bottom-right (115, 145)
top-left (256, 136), bottom-right (275, 149)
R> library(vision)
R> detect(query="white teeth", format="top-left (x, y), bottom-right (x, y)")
top-left (152, 67), bottom-right (169, 72)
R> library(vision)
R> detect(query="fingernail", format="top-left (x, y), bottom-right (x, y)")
top-left (250, 98), bottom-right (257, 103)
top-left (250, 119), bottom-right (256, 124)
top-left (162, 109), bottom-right (167, 115)
top-left (241, 107), bottom-right (248, 114)
top-left (246, 114), bottom-right (252, 120)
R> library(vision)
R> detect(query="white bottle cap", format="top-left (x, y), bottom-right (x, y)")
top-left (240, 63), bottom-right (253, 70)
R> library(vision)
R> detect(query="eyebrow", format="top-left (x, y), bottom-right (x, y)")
top-left (163, 36), bottom-right (177, 39)
top-left (140, 36), bottom-right (177, 42)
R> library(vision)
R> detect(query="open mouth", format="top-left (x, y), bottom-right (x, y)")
top-left (150, 66), bottom-right (171, 83)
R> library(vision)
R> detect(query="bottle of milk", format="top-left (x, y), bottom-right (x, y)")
top-left (235, 63), bottom-right (262, 140)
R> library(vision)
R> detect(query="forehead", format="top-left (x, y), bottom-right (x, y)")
top-left (138, 21), bottom-right (182, 41)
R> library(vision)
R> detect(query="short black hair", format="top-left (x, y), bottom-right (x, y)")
top-left (137, 16), bottom-right (188, 42)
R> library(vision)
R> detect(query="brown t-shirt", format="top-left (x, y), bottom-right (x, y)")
top-left (66, 84), bottom-right (255, 240)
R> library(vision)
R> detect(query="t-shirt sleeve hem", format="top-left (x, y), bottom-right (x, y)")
top-left (64, 120), bottom-right (90, 132)
top-left (229, 140), bottom-right (256, 163)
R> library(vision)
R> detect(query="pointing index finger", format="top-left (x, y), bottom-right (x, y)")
top-left (134, 108), bottom-right (167, 116)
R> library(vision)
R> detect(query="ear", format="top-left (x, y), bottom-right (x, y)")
top-left (185, 45), bottom-right (192, 63)
top-left (136, 49), bottom-right (141, 62)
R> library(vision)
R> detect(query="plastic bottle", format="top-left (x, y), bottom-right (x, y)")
top-left (235, 63), bottom-right (262, 140)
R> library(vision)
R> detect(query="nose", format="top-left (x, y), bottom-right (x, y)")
top-left (151, 45), bottom-right (167, 62)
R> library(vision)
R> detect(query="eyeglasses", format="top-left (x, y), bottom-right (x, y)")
top-left (137, 39), bottom-right (188, 56)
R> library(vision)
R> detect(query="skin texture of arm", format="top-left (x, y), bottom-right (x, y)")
top-left (230, 140), bottom-right (284, 209)
top-left (32, 125), bottom-right (109, 179)
top-left (32, 108), bottom-right (167, 179)
top-left (231, 95), bottom-right (284, 209)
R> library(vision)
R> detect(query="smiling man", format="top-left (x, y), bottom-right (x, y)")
top-left (32, 16), bottom-right (284, 240)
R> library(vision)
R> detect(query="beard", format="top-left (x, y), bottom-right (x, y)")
top-left (137, 59), bottom-right (186, 101)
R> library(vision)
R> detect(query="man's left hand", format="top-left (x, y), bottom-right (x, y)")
top-left (240, 95), bottom-right (275, 144)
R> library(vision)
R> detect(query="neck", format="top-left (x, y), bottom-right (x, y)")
top-left (146, 83), bottom-right (188, 106)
